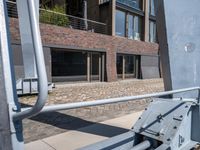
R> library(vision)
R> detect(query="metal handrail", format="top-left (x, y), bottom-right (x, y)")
top-left (39, 8), bottom-right (106, 26)
top-left (21, 87), bottom-right (200, 114)
top-left (13, 0), bottom-right (48, 121)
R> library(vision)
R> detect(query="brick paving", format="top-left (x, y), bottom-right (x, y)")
top-left (20, 79), bottom-right (164, 143)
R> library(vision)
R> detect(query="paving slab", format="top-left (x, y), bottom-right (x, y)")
top-left (25, 140), bottom-right (55, 150)
top-left (25, 111), bottom-right (142, 150)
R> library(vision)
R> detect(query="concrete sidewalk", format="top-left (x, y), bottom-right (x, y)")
top-left (25, 111), bottom-right (143, 150)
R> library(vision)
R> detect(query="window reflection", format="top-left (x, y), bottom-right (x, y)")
top-left (149, 21), bottom-right (157, 43)
top-left (117, 0), bottom-right (142, 10)
top-left (149, 0), bottom-right (156, 16)
top-left (115, 10), bottom-right (126, 37)
top-left (127, 14), bottom-right (142, 40)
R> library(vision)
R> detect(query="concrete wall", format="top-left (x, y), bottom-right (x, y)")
top-left (10, 18), bottom-right (159, 82)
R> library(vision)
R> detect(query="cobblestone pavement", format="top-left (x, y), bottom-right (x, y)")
top-left (20, 79), bottom-right (164, 143)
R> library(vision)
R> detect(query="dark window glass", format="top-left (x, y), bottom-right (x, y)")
top-left (115, 10), bottom-right (126, 37)
top-left (125, 55), bottom-right (135, 75)
top-left (52, 50), bottom-right (87, 76)
top-left (117, 54), bottom-right (137, 78)
top-left (117, 55), bottom-right (123, 74)
top-left (91, 54), bottom-right (99, 76)
top-left (149, 20), bottom-right (157, 43)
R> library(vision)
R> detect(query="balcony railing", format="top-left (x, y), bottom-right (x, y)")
top-left (6, 1), bottom-right (107, 35)
top-left (99, 0), bottom-right (110, 5)
top-left (116, 0), bottom-right (141, 10)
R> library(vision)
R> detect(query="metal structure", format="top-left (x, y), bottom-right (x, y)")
top-left (1, 0), bottom-right (200, 149)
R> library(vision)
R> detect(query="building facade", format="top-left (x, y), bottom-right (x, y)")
top-left (8, 0), bottom-right (159, 83)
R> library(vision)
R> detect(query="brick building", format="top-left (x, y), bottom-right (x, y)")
top-left (8, 0), bottom-right (159, 83)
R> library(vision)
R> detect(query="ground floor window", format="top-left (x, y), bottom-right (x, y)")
top-left (51, 49), bottom-right (106, 82)
top-left (117, 54), bottom-right (140, 79)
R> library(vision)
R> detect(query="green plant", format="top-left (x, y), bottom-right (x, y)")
top-left (40, 5), bottom-right (69, 27)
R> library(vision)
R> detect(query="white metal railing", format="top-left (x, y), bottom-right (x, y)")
top-left (117, 0), bottom-right (140, 10)
top-left (99, 0), bottom-right (110, 5)
top-left (21, 87), bottom-right (200, 114)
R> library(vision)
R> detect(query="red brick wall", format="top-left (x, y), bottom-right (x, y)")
top-left (9, 18), bottom-right (159, 82)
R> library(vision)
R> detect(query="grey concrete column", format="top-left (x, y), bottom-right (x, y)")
top-left (16, 0), bottom-right (39, 78)
top-left (144, 0), bottom-right (150, 42)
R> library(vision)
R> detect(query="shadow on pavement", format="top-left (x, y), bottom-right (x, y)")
top-left (21, 103), bottom-right (129, 138)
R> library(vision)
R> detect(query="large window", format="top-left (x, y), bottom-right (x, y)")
top-left (52, 49), bottom-right (106, 82)
top-left (115, 10), bottom-right (126, 37)
top-left (127, 14), bottom-right (142, 40)
top-left (115, 9), bottom-right (143, 40)
top-left (149, 21), bottom-right (157, 43)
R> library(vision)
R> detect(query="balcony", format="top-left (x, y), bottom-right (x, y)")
top-left (7, 1), bottom-right (107, 35)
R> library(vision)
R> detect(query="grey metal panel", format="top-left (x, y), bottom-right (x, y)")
top-left (0, 37), bottom-right (12, 150)
top-left (0, 0), bottom-right (23, 149)
top-left (191, 106), bottom-right (200, 142)
top-left (141, 55), bottom-right (159, 67)
top-left (16, 0), bottom-right (39, 78)
top-left (133, 98), bottom-right (192, 144)
top-left (141, 66), bottom-right (160, 79)
top-left (141, 55), bottom-right (160, 79)
top-left (156, 0), bottom-right (200, 98)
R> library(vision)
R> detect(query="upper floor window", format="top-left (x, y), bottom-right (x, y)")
top-left (115, 10), bottom-right (126, 37)
top-left (117, 0), bottom-right (142, 10)
top-left (149, 0), bottom-right (156, 16)
top-left (149, 20), bottom-right (157, 43)
top-left (127, 14), bottom-right (142, 40)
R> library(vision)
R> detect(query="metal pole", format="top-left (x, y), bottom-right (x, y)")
top-left (83, 0), bottom-right (88, 30)
top-left (13, 0), bottom-right (48, 121)
top-left (22, 87), bottom-right (200, 114)
top-left (131, 140), bottom-right (151, 150)
top-left (0, 0), bottom-right (24, 149)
